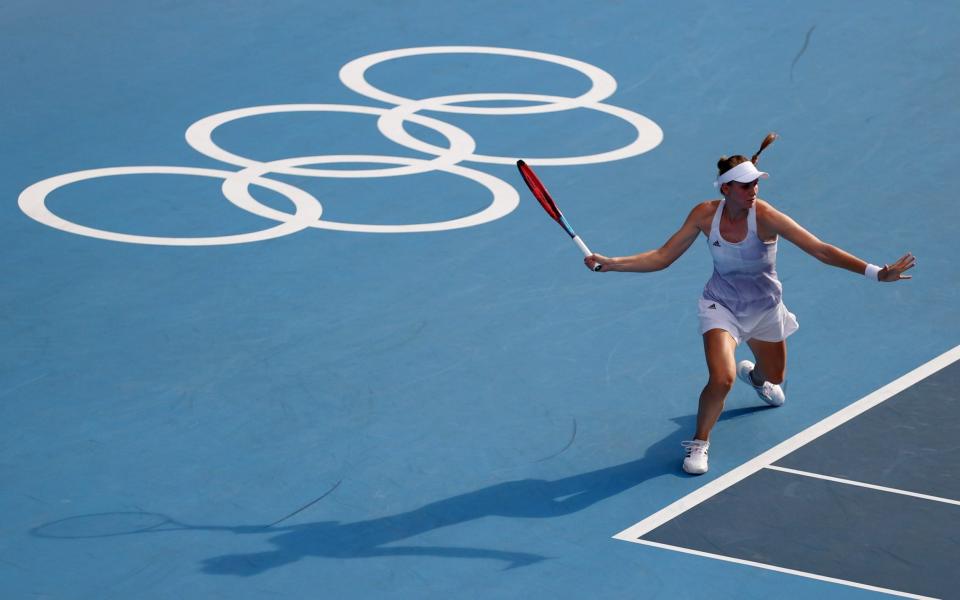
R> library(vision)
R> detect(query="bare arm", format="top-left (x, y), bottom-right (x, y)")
top-left (762, 203), bottom-right (915, 281)
top-left (586, 203), bottom-right (708, 273)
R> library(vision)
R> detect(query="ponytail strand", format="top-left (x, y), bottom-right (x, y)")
top-left (751, 132), bottom-right (778, 165)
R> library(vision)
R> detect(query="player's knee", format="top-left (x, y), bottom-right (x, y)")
top-left (708, 372), bottom-right (735, 394)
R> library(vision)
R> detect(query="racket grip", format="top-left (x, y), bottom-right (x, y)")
top-left (573, 236), bottom-right (603, 271)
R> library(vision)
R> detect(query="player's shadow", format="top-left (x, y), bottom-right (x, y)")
top-left (29, 406), bottom-right (772, 574)
top-left (197, 405), bottom-right (772, 575)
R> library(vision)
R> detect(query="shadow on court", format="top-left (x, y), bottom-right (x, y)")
top-left (32, 407), bottom-right (772, 574)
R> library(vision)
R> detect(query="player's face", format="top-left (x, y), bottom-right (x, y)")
top-left (723, 179), bottom-right (758, 208)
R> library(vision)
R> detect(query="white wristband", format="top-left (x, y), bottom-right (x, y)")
top-left (864, 264), bottom-right (881, 281)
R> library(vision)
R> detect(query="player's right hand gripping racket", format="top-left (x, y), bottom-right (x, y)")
top-left (516, 160), bottom-right (602, 271)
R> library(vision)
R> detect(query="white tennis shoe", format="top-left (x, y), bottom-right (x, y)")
top-left (681, 439), bottom-right (709, 475)
top-left (737, 360), bottom-right (785, 407)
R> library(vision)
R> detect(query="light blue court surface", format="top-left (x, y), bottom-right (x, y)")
top-left (3, 1), bottom-right (959, 598)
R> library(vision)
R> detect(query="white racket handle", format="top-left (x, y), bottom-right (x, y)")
top-left (573, 236), bottom-right (602, 271)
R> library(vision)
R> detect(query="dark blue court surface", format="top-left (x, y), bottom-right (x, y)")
top-left (3, 1), bottom-right (959, 598)
top-left (774, 360), bottom-right (960, 501)
top-left (623, 353), bottom-right (960, 599)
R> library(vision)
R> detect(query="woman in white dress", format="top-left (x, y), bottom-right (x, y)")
top-left (585, 134), bottom-right (915, 474)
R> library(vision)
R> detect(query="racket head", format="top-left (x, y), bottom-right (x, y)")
top-left (516, 160), bottom-right (563, 223)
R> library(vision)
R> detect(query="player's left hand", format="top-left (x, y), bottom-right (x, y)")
top-left (879, 252), bottom-right (916, 282)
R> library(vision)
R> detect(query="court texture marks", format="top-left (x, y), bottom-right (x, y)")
top-left (2, 1), bottom-right (958, 598)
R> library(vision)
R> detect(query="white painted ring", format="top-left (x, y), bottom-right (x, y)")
top-left (378, 93), bottom-right (664, 165)
top-left (222, 155), bottom-right (519, 233)
top-left (339, 46), bottom-right (618, 115)
top-left (184, 103), bottom-right (476, 177)
top-left (18, 166), bottom-right (323, 246)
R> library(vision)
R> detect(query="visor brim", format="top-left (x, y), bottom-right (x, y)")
top-left (730, 171), bottom-right (769, 183)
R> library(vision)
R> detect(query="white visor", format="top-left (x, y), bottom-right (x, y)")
top-left (714, 161), bottom-right (769, 188)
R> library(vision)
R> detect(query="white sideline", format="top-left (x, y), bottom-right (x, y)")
top-left (631, 540), bottom-right (939, 600)
top-left (764, 465), bottom-right (960, 506)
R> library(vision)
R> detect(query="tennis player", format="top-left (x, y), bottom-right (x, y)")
top-left (585, 134), bottom-right (915, 474)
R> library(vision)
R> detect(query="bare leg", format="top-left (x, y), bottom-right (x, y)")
top-left (694, 329), bottom-right (738, 441)
top-left (745, 338), bottom-right (787, 385)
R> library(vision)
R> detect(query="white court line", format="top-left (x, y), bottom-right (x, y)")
top-left (613, 344), bottom-right (960, 597)
top-left (764, 465), bottom-right (960, 506)
top-left (614, 344), bottom-right (960, 540)
top-left (631, 539), bottom-right (939, 600)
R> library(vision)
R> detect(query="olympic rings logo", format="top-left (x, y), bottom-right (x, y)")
top-left (18, 46), bottom-right (663, 246)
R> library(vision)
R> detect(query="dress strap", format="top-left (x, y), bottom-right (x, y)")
top-left (711, 199), bottom-right (725, 237)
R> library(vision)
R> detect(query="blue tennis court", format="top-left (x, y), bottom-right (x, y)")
top-left (3, 1), bottom-right (959, 598)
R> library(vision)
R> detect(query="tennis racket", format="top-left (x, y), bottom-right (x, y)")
top-left (516, 160), bottom-right (601, 271)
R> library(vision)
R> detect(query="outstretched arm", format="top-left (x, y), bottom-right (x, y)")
top-left (585, 203), bottom-right (707, 273)
top-left (765, 204), bottom-right (915, 282)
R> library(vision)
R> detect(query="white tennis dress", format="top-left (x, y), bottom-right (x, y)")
top-left (697, 199), bottom-right (799, 344)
